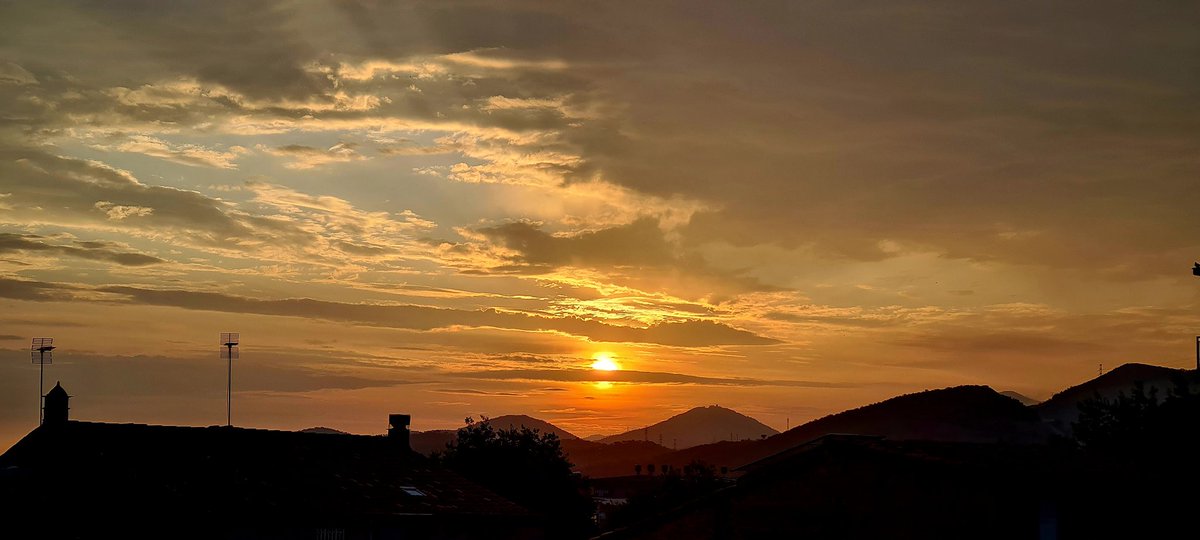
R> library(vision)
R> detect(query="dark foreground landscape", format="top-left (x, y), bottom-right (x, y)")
top-left (3, 363), bottom-right (1197, 539)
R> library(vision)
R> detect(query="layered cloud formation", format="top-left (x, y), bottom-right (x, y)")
top-left (1, 1), bottom-right (1198, 445)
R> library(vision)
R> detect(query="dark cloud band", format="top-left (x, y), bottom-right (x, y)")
top-left (0, 277), bottom-right (777, 347)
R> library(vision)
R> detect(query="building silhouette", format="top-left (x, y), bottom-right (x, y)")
top-left (0, 384), bottom-right (540, 539)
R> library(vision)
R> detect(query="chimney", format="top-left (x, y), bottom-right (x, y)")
top-left (388, 414), bottom-right (411, 450)
top-left (44, 381), bottom-right (69, 426)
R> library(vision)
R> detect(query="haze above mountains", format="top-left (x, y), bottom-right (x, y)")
top-left (391, 363), bottom-right (1193, 477)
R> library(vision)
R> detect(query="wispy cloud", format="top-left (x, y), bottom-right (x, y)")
top-left (0, 277), bottom-right (778, 347)
top-left (0, 233), bottom-right (164, 266)
top-left (449, 367), bottom-right (857, 388)
top-left (257, 142), bottom-right (364, 169)
top-left (85, 133), bottom-right (247, 169)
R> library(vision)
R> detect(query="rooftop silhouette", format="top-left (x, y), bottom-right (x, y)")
top-left (0, 386), bottom-right (538, 539)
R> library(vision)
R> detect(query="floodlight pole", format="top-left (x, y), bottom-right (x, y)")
top-left (35, 345), bottom-right (54, 425)
top-left (1194, 263), bottom-right (1200, 370)
top-left (39, 349), bottom-right (44, 424)
top-left (225, 342), bottom-right (234, 427)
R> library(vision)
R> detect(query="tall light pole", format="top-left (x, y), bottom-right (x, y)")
top-left (1193, 263), bottom-right (1199, 370)
top-left (31, 338), bottom-right (55, 424)
top-left (220, 332), bottom-right (239, 426)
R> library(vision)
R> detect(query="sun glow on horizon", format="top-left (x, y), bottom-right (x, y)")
top-left (591, 352), bottom-right (621, 371)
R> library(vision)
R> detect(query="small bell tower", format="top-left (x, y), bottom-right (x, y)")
top-left (44, 382), bottom-right (69, 426)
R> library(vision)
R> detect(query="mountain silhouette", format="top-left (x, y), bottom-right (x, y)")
top-left (767, 385), bottom-right (1047, 448)
top-left (410, 429), bottom-right (458, 455)
top-left (298, 426), bottom-right (350, 435)
top-left (999, 390), bottom-right (1040, 406)
top-left (1036, 362), bottom-right (1189, 436)
top-left (278, 368), bottom-right (1200, 480)
top-left (561, 439), bottom-right (673, 477)
top-left (653, 385), bottom-right (1050, 475)
top-left (486, 415), bottom-right (580, 440)
top-left (599, 405), bottom-right (778, 449)
top-left (409, 415), bottom-right (579, 455)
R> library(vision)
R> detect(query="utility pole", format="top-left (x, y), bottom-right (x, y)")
top-left (31, 338), bottom-right (55, 425)
top-left (220, 333), bottom-right (240, 426)
top-left (1193, 262), bottom-right (1200, 370)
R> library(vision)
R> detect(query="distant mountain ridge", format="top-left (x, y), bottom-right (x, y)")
top-left (298, 427), bottom-right (350, 435)
top-left (1036, 363), bottom-right (1191, 435)
top-left (1000, 391), bottom-right (1040, 406)
top-left (406, 364), bottom-right (1197, 478)
top-left (484, 415), bottom-right (579, 440)
top-left (765, 385), bottom-right (1048, 449)
top-left (409, 414), bottom-right (580, 455)
top-left (599, 405), bottom-right (779, 449)
top-left (406, 390), bottom-right (1046, 475)
top-left (654, 385), bottom-right (1052, 475)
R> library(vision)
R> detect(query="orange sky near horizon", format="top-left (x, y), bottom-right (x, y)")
top-left (2, 1), bottom-right (1200, 451)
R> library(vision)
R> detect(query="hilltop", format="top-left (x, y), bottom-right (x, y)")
top-left (409, 414), bottom-right (579, 455)
top-left (999, 391), bottom-right (1040, 406)
top-left (637, 385), bottom-right (1050, 475)
top-left (409, 365), bottom-right (1198, 477)
top-left (404, 407), bottom-right (775, 475)
top-left (298, 427), bottom-right (350, 435)
top-left (762, 385), bottom-right (1048, 450)
top-left (599, 406), bottom-right (778, 449)
top-left (1036, 363), bottom-right (1191, 435)
top-left (484, 414), bottom-right (580, 440)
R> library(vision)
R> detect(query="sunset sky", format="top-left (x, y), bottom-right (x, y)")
top-left (2, 1), bottom-right (1199, 449)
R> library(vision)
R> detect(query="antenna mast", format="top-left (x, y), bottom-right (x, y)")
top-left (31, 338), bottom-right (55, 425)
top-left (220, 332), bottom-right (240, 426)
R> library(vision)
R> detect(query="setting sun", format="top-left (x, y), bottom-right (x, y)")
top-left (591, 352), bottom-right (621, 371)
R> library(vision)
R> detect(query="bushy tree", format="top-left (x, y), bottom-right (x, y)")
top-left (1073, 382), bottom-right (1160, 452)
top-left (437, 417), bottom-right (595, 539)
top-left (1072, 377), bottom-right (1200, 456)
top-left (1066, 375), bottom-right (1200, 536)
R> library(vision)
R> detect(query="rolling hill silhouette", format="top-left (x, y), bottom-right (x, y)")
top-left (486, 414), bottom-right (580, 440)
top-left (410, 414), bottom-right (579, 455)
top-left (409, 368), bottom-right (1199, 478)
top-left (599, 406), bottom-right (778, 449)
top-left (644, 385), bottom-right (1051, 475)
top-left (405, 408), bottom-right (774, 475)
top-left (410, 429), bottom-right (457, 455)
top-left (561, 439), bottom-right (673, 477)
top-left (765, 385), bottom-right (1048, 448)
top-left (1036, 362), bottom-right (1190, 435)
top-left (298, 426), bottom-right (350, 435)
top-left (406, 392), bottom-right (1046, 476)
top-left (999, 390), bottom-right (1040, 406)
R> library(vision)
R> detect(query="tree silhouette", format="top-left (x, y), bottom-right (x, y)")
top-left (1066, 375), bottom-right (1200, 536)
top-left (1072, 377), bottom-right (1199, 456)
top-left (437, 417), bottom-right (595, 539)
top-left (1073, 382), bottom-right (1159, 452)
top-left (608, 460), bottom-right (724, 529)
